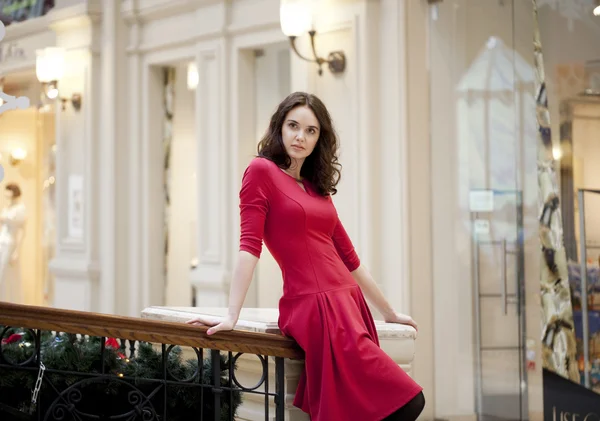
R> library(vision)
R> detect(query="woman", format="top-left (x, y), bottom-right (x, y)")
top-left (187, 92), bottom-right (424, 421)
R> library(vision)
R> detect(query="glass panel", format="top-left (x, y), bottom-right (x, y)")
top-left (481, 350), bottom-right (522, 420)
top-left (478, 239), bottom-right (519, 297)
top-left (480, 298), bottom-right (520, 349)
top-left (429, 1), bottom-right (537, 419)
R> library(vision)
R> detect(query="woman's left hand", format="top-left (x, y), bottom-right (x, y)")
top-left (385, 312), bottom-right (418, 332)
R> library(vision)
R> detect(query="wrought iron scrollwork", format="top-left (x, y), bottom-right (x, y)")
top-left (43, 377), bottom-right (158, 421)
top-left (0, 326), bottom-right (288, 421)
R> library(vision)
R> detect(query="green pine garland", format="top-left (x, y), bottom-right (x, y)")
top-left (0, 327), bottom-right (242, 420)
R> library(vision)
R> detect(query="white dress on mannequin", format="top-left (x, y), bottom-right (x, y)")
top-left (0, 202), bottom-right (26, 303)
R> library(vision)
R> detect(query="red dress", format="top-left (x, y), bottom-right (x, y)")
top-left (239, 157), bottom-right (423, 421)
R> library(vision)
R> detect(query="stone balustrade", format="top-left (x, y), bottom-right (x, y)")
top-left (142, 306), bottom-right (418, 421)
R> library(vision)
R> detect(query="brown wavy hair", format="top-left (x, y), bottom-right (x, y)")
top-left (257, 92), bottom-right (342, 196)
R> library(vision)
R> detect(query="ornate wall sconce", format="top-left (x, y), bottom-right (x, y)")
top-left (9, 147), bottom-right (27, 166)
top-left (279, 0), bottom-right (346, 76)
top-left (36, 47), bottom-right (82, 111)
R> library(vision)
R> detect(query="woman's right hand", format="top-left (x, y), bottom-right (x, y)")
top-left (185, 315), bottom-right (236, 335)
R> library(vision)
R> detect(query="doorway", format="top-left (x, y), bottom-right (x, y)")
top-left (162, 62), bottom-right (198, 308)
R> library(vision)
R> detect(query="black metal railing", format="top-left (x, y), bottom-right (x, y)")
top-left (0, 302), bottom-right (303, 421)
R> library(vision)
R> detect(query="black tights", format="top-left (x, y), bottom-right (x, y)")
top-left (382, 391), bottom-right (425, 421)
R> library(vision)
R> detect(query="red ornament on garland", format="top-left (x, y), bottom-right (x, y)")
top-left (105, 337), bottom-right (126, 359)
top-left (2, 333), bottom-right (24, 345)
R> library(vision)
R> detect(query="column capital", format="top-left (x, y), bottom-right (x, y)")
top-left (49, 0), bottom-right (103, 28)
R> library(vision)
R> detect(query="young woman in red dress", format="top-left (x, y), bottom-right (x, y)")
top-left (187, 92), bottom-right (424, 421)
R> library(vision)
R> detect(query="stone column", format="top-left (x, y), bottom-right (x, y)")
top-left (47, 0), bottom-right (103, 312)
top-left (121, 1), bottom-right (143, 317)
top-left (189, 36), bottom-right (231, 307)
top-left (48, 0), bottom-right (126, 314)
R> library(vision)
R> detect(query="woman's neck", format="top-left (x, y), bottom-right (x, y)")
top-left (285, 159), bottom-right (303, 180)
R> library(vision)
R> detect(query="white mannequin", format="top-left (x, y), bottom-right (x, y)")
top-left (0, 183), bottom-right (26, 303)
top-left (0, 91), bottom-right (30, 115)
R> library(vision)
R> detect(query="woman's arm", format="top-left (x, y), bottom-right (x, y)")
top-left (331, 211), bottom-right (418, 332)
top-left (187, 158), bottom-right (271, 335)
top-left (186, 250), bottom-right (258, 335)
top-left (352, 264), bottom-right (418, 331)
top-left (351, 265), bottom-right (395, 319)
top-left (226, 251), bottom-right (259, 322)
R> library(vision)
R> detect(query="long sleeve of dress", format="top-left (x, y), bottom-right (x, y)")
top-left (239, 159), bottom-right (271, 258)
top-left (332, 215), bottom-right (360, 272)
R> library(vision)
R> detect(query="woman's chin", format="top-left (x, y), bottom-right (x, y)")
top-left (287, 149), bottom-right (307, 160)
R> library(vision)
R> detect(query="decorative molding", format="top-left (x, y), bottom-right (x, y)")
top-left (121, 0), bottom-right (281, 56)
top-left (190, 266), bottom-right (230, 307)
top-left (140, 44), bottom-right (196, 66)
top-left (47, 0), bottom-right (103, 29)
top-left (2, 15), bottom-right (52, 41)
top-left (226, 21), bottom-right (281, 38)
top-left (126, 33), bottom-right (143, 317)
top-left (48, 257), bottom-right (100, 280)
top-left (122, 0), bottom-right (222, 25)
top-left (133, 29), bottom-right (223, 55)
top-left (196, 46), bottom-right (223, 264)
top-left (190, 266), bottom-right (230, 291)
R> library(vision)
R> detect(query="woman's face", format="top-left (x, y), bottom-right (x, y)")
top-left (3, 189), bottom-right (13, 200)
top-left (281, 106), bottom-right (320, 164)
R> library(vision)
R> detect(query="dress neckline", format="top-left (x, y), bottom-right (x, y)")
top-left (279, 168), bottom-right (303, 183)
top-left (278, 167), bottom-right (311, 195)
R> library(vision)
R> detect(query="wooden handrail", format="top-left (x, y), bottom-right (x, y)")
top-left (0, 302), bottom-right (304, 359)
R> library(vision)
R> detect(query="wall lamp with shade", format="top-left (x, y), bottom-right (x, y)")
top-left (594, 0), bottom-right (600, 16)
top-left (36, 47), bottom-right (82, 111)
top-left (9, 147), bottom-right (27, 166)
top-left (280, 0), bottom-right (346, 76)
top-left (187, 62), bottom-right (199, 90)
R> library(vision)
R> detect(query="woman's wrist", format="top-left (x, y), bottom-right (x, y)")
top-left (381, 307), bottom-right (396, 321)
top-left (227, 310), bottom-right (240, 322)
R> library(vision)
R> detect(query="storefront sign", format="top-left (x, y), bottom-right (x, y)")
top-left (0, 0), bottom-right (54, 26)
top-left (543, 369), bottom-right (600, 420)
top-left (0, 40), bottom-right (24, 61)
